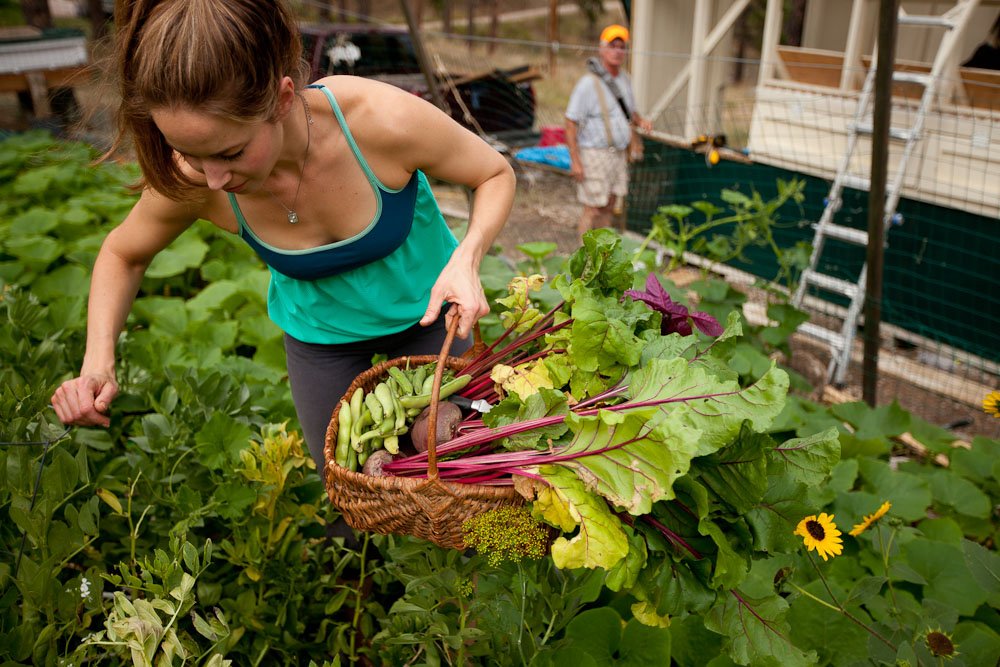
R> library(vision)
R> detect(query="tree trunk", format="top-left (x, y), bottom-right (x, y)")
top-left (318, 0), bottom-right (331, 21)
top-left (442, 0), bottom-right (452, 34)
top-left (357, 0), bottom-right (371, 23)
top-left (20, 0), bottom-right (52, 29)
top-left (488, 0), bottom-right (499, 55)
top-left (86, 0), bottom-right (109, 42)
top-left (548, 0), bottom-right (559, 74)
top-left (466, 0), bottom-right (475, 49)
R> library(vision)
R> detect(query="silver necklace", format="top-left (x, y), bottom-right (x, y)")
top-left (266, 93), bottom-right (314, 224)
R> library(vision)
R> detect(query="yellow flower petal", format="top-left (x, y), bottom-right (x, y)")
top-left (849, 501), bottom-right (892, 537)
top-left (984, 391), bottom-right (1000, 418)
top-left (795, 513), bottom-right (843, 561)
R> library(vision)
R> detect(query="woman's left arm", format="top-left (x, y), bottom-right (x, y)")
top-left (361, 82), bottom-right (516, 339)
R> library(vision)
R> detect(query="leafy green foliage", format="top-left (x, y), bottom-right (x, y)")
top-left (1, 132), bottom-right (999, 666)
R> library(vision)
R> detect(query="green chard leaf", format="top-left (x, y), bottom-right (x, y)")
top-left (482, 388), bottom-right (571, 450)
top-left (768, 427), bottom-right (841, 485)
top-left (603, 527), bottom-right (648, 592)
top-left (561, 228), bottom-right (634, 296)
top-left (525, 466), bottom-right (630, 570)
top-left (693, 425), bottom-right (773, 514)
top-left (564, 286), bottom-right (655, 373)
top-left (626, 357), bottom-right (789, 457)
top-left (744, 474), bottom-right (813, 553)
top-left (553, 408), bottom-right (701, 514)
top-left (705, 591), bottom-right (817, 667)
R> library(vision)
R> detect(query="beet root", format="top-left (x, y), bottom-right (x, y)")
top-left (410, 401), bottom-right (463, 454)
top-left (362, 449), bottom-right (395, 477)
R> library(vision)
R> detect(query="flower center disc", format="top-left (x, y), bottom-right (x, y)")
top-left (806, 520), bottom-right (826, 540)
top-left (926, 631), bottom-right (955, 657)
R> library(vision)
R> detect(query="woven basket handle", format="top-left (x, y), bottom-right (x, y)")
top-left (460, 321), bottom-right (486, 361)
top-left (425, 313), bottom-right (467, 480)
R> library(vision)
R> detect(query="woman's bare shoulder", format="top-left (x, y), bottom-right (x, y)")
top-left (312, 75), bottom-right (429, 127)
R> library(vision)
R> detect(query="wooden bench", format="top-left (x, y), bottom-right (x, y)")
top-left (960, 66), bottom-right (1000, 109)
top-left (776, 46), bottom-right (1000, 110)
top-left (776, 46), bottom-right (847, 88)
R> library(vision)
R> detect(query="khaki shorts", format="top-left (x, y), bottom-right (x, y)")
top-left (577, 147), bottom-right (629, 208)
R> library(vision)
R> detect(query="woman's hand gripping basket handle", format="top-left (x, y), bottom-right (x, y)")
top-left (425, 314), bottom-right (461, 480)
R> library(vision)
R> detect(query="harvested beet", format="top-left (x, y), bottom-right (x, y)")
top-left (362, 449), bottom-right (395, 477)
top-left (410, 401), bottom-right (463, 454)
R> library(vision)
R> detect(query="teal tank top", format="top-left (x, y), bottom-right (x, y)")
top-left (228, 84), bottom-right (458, 344)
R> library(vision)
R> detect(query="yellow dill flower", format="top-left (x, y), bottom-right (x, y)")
top-left (462, 506), bottom-right (550, 567)
top-left (984, 391), bottom-right (1000, 418)
top-left (794, 513), bottom-right (843, 561)
top-left (849, 501), bottom-right (892, 537)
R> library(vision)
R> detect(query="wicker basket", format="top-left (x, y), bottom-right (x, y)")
top-left (323, 317), bottom-right (524, 549)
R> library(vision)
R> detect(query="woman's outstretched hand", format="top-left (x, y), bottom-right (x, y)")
top-left (51, 373), bottom-right (118, 428)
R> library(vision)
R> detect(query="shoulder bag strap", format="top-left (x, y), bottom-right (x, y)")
top-left (599, 71), bottom-right (635, 124)
top-left (590, 73), bottom-right (615, 147)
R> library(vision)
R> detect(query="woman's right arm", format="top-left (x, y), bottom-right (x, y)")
top-left (51, 190), bottom-right (200, 427)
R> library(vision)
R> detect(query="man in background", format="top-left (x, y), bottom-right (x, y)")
top-left (565, 24), bottom-right (652, 236)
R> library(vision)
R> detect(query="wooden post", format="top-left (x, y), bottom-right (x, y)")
top-left (20, 0), bottom-right (52, 30)
top-left (465, 0), bottom-right (475, 49)
top-left (759, 0), bottom-right (784, 84)
top-left (841, 0), bottom-right (872, 90)
top-left (488, 0), bottom-right (499, 55)
top-left (547, 0), bottom-right (559, 74)
top-left (399, 0), bottom-right (447, 111)
top-left (442, 0), bottom-right (453, 34)
top-left (686, 0), bottom-right (710, 138)
top-left (863, 0), bottom-right (899, 405)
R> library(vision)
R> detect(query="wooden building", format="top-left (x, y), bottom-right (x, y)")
top-left (629, 0), bottom-right (1000, 218)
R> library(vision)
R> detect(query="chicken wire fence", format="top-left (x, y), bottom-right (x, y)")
top-left (50, 1), bottom-right (1000, 436)
top-left (402, 28), bottom-right (1000, 436)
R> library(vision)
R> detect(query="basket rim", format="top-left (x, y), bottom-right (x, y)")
top-left (323, 353), bottom-right (518, 495)
top-left (325, 455), bottom-right (522, 500)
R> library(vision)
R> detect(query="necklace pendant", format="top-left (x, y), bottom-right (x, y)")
top-left (287, 211), bottom-right (299, 225)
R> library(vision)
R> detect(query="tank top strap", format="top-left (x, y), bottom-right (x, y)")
top-left (307, 83), bottom-right (387, 191)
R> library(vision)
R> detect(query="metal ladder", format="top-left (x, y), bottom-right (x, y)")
top-left (792, 0), bottom-right (980, 385)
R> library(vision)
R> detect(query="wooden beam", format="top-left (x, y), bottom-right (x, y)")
top-left (686, 0), bottom-right (711, 138)
top-left (840, 0), bottom-right (873, 90)
top-left (547, 0), bottom-right (558, 74)
top-left (649, 0), bottom-right (751, 124)
top-left (759, 0), bottom-right (785, 83)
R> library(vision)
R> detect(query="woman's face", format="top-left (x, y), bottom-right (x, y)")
top-left (151, 106), bottom-right (280, 194)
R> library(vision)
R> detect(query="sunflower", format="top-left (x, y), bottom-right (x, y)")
top-left (794, 513), bottom-right (843, 561)
top-left (984, 391), bottom-right (1000, 418)
top-left (924, 629), bottom-right (959, 660)
top-left (849, 501), bottom-right (892, 537)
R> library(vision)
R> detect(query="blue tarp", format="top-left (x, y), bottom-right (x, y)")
top-left (514, 145), bottom-right (570, 171)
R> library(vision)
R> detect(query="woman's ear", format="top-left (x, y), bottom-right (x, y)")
top-left (275, 76), bottom-right (297, 120)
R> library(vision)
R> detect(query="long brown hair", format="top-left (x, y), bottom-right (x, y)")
top-left (110, 0), bottom-right (306, 199)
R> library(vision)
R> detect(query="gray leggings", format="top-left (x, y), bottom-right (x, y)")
top-left (284, 313), bottom-right (471, 471)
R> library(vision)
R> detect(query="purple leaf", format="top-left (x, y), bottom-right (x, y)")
top-left (690, 310), bottom-right (724, 337)
top-left (624, 274), bottom-right (722, 338)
